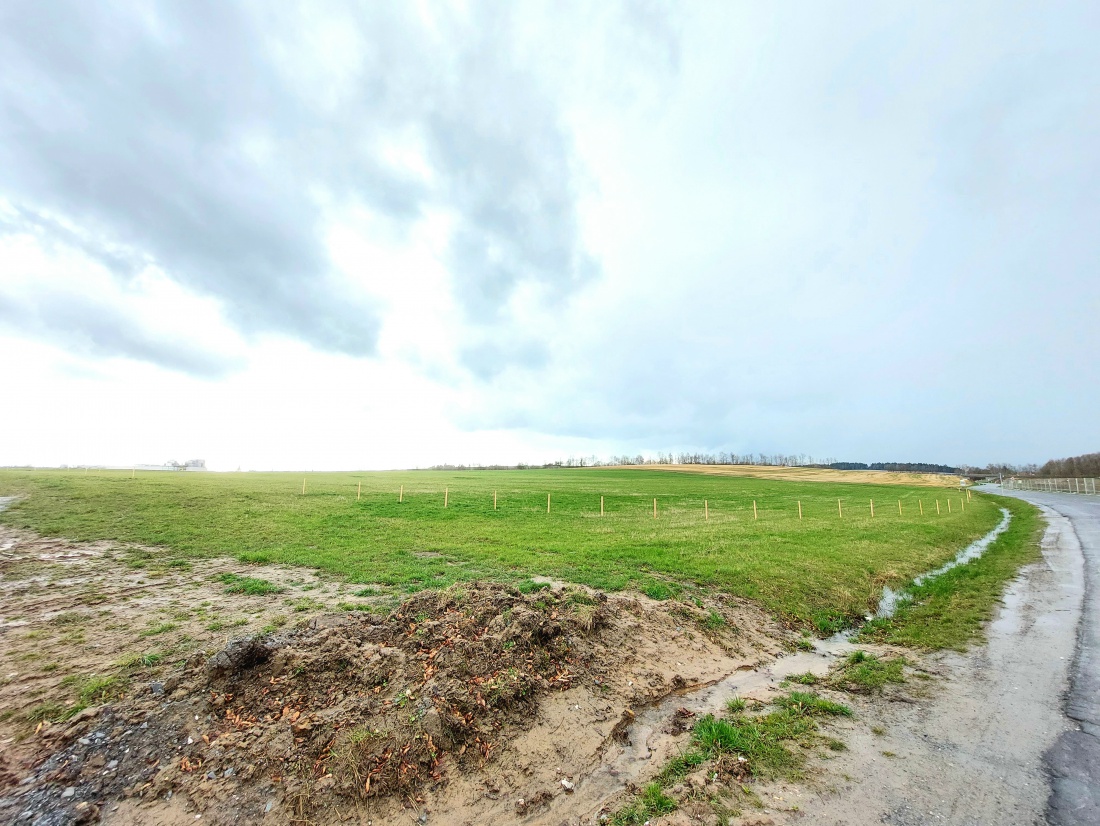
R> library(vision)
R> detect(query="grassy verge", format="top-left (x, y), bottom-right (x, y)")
top-left (0, 468), bottom-right (1000, 628)
top-left (857, 494), bottom-right (1043, 649)
top-left (611, 691), bottom-right (852, 824)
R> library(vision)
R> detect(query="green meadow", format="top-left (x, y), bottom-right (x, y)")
top-left (0, 468), bottom-right (1037, 634)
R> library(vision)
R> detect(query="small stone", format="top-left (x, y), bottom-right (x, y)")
top-left (149, 682), bottom-right (165, 695)
top-left (223, 767), bottom-right (235, 778)
top-left (206, 771), bottom-right (217, 780)
top-left (560, 779), bottom-right (575, 792)
top-left (61, 787), bottom-right (76, 798)
top-left (107, 760), bottom-right (118, 769)
top-left (78, 738), bottom-right (91, 746)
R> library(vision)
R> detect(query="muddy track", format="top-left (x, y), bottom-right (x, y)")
top-left (992, 486), bottom-right (1100, 826)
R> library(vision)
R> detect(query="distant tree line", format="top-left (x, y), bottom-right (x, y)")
top-left (429, 453), bottom-right (970, 473)
top-left (820, 461), bottom-right (960, 474)
top-left (1035, 451), bottom-right (1100, 478)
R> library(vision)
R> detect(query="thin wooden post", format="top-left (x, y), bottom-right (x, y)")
top-left (547, 493), bottom-right (551, 514)
top-left (399, 484), bottom-right (404, 503)
top-left (948, 499), bottom-right (952, 513)
top-left (870, 499), bottom-right (874, 517)
top-left (919, 500), bottom-right (924, 515)
top-left (705, 499), bottom-right (709, 520)
top-left (494, 490), bottom-right (497, 510)
top-left (936, 500), bottom-right (941, 515)
top-left (132, 468), bottom-right (136, 479)
top-left (302, 477), bottom-right (306, 494)
top-left (357, 481), bottom-right (361, 501)
top-left (960, 498), bottom-right (964, 512)
top-left (444, 487), bottom-right (448, 508)
top-left (753, 500), bottom-right (758, 520)
top-left (838, 498), bottom-right (843, 518)
top-left (653, 498), bottom-right (658, 519)
top-left (798, 500), bottom-right (802, 520)
top-left (898, 499), bottom-right (902, 516)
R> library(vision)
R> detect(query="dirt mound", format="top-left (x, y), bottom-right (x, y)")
top-left (2, 575), bottom-right (796, 826)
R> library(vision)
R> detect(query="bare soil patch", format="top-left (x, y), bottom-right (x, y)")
top-left (0, 523), bottom-right (801, 825)
top-left (622, 464), bottom-right (962, 487)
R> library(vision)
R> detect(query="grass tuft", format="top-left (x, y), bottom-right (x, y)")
top-left (829, 651), bottom-right (907, 693)
top-left (219, 573), bottom-right (284, 595)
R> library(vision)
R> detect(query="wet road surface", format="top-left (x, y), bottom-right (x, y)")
top-left (991, 486), bottom-right (1100, 826)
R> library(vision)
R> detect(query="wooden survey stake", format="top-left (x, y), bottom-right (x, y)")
top-left (444, 487), bottom-right (448, 508)
top-left (798, 501), bottom-right (802, 520)
top-left (705, 499), bottom-right (709, 520)
top-left (357, 481), bottom-right (361, 501)
top-left (870, 499), bottom-right (874, 517)
top-left (753, 500), bottom-right (758, 520)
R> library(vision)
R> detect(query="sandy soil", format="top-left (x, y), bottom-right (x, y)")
top-left (0, 514), bottom-right (398, 794)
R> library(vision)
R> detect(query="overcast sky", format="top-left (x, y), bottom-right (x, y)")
top-left (1, 1), bottom-right (1097, 471)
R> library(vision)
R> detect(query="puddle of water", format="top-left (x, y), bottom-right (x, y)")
top-left (877, 507), bottom-right (1011, 619)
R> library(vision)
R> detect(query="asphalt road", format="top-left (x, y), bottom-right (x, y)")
top-left (988, 485), bottom-right (1100, 826)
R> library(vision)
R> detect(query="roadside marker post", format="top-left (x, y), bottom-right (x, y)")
top-left (838, 498), bottom-right (843, 518)
top-left (870, 499), bottom-right (874, 518)
top-left (547, 493), bottom-right (551, 514)
top-left (798, 501), bottom-right (802, 520)
top-left (653, 498), bottom-right (658, 519)
top-left (753, 500), bottom-right (758, 520)
top-left (399, 484), bottom-right (404, 503)
top-left (600, 495), bottom-right (604, 516)
top-left (705, 499), bottom-right (709, 521)
top-left (919, 500), bottom-right (924, 515)
top-left (898, 499), bottom-right (902, 516)
top-left (936, 500), bottom-right (941, 515)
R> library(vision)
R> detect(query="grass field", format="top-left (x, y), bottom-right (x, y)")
top-left (0, 468), bottom-right (1029, 635)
